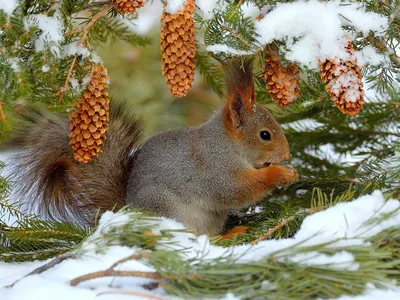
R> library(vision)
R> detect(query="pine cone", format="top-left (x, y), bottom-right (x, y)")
top-left (263, 46), bottom-right (300, 107)
top-left (69, 65), bottom-right (110, 163)
top-left (160, 0), bottom-right (196, 97)
top-left (320, 40), bottom-right (364, 116)
top-left (113, 0), bottom-right (144, 14)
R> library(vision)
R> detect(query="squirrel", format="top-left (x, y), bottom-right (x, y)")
top-left (10, 59), bottom-right (297, 236)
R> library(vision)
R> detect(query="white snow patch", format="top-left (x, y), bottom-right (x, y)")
top-left (61, 42), bottom-right (102, 64)
top-left (166, 0), bottom-right (186, 14)
top-left (290, 251), bottom-right (359, 271)
top-left (207, 44), bottom-right (253, 55)
top-left (355, 45), bottom-right (385, 67)
top-left (336, 283), bottom-right (400, 300)
top-left (41, 65), bottom-right (50, 73)
top-left (241, 2), bottom-right (260, 19)
top-left (327, 69), bottom-right (363, 103)
top-left (23, 10), bottom-right (64, 54)
top-left (6, 57), bottom-right (21, 72)
top-left (255, 0), bottom-right (388, 69)
top-left (62, 43), bottom-right (91, 59)
top-left (69, 78), bottom-right (79, 90)
top-left (0, 0), bottom-right (18, 15)
top-left (197, 0), bottom-right (220, 20)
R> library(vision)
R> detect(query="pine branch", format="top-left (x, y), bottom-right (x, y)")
top-left (58, 3), bottom-right (113, 103)
top-left (195, 48), bottom-right (225, 97)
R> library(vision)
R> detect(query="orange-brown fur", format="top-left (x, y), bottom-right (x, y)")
top-left (233, 166), bottom-right (298, 206)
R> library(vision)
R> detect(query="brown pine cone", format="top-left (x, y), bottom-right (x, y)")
top-left (69, 65), bottom-right (110, 163)
top-left (320, 39), bottom-right (364, 116)
top-left (160, 0), bottom-right (196, 97)
top-left (113, 0), bottom-right (144, 14)
top-left (263, 45), bottom-right (300, 107)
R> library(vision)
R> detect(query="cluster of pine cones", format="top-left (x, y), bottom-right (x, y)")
top-left (262, 41), bottom-right (364, 116)
top-left (68, 0), bottom-right (365, 163)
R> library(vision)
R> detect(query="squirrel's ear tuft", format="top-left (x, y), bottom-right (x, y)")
top-left (223, 58), bottom-right (255, 133)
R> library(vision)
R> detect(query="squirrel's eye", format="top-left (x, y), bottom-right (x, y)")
top-left (260, 130), bottom-right (271, 141)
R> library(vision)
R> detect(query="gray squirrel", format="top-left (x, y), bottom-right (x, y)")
top-left (11, 60), bottom-right (297, 236)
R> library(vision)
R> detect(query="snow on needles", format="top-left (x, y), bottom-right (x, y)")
top-left (207, 44), bottom-right (253, 55)
top-left (23, 7), bottom-right (64, 55)
top-left (255, 0), bottom-right (388, 69)
top-left (0, 0), bottom-right (18, 15)
top-left (197, 0), bottom-right (220, 19)
top-left (1, 190), bottom-right (400, 299)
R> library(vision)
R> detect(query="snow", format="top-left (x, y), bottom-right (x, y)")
top-left (335, 284), bottom-right (400, 300)
top-left (1, 188), bottom-right (400, 299)
top-left (254, 0), bottom-right (388, 69)
top-left (120, 1), bottom-right (163, 35)
top-left (197, 0), bottom-right (220, 20)
top-left (0, 0), bottom-right (18, 15)
top-left (241, 2), bottom-right (260, 19)
top-left (6, 57), bottom-right (21, 72)
top-left (23, 10), bottom-right (64, 54)
top-left (61, 42), bottom-right (102, 64)
top-left (62, 43), bottom-right (91, 59)
top-left (327, 70), bottom-right (362, 103)
top-left (207, 44), bottom-right (253, 55)
top-left (41, 65), bottom-right (50, 73)
top-left (355, 46), bottom-right (385, 67)
top-left (166, 0), bottom-right (186, 14)
top-left (290, 251), bottom-right (359, 271)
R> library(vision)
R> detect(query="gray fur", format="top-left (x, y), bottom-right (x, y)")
top-left (126, 105), bottom-right (289, 235)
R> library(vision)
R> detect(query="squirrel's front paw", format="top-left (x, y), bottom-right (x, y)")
top-left (267, 165), bottom-right (298, 186)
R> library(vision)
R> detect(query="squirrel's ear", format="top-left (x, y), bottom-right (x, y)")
top-left (223, 58), bottom-right (256, 131)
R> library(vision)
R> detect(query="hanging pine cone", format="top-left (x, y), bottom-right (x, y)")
top-left (160, 0), bottom-right (196, 97)
top-left (113, 0), bottom-right (144, 14)
top-left (263, 45), bottom-right (300, 107)
top-left (320, 39), bottom-right (364, 116)
top-left (69, 65), bottom-right (110, 163)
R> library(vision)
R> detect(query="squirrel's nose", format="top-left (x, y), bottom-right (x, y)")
top-left (282, 149), bottom-right (291, 162)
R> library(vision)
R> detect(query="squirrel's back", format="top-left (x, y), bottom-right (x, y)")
top-left (11, 102), bottom-right (142, 225)
top-left (126, 108), bottom-right (250, 235)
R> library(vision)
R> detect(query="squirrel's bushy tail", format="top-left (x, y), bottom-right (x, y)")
top-left (11, 102), bottom-right (142, 226)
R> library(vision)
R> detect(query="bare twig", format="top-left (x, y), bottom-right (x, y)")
top-left (71, 270), bottom-right (162, 286)
top-left (70, 253), bottom-right (161, 286)
top-left (7, 254), bottom-right (73, 288)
